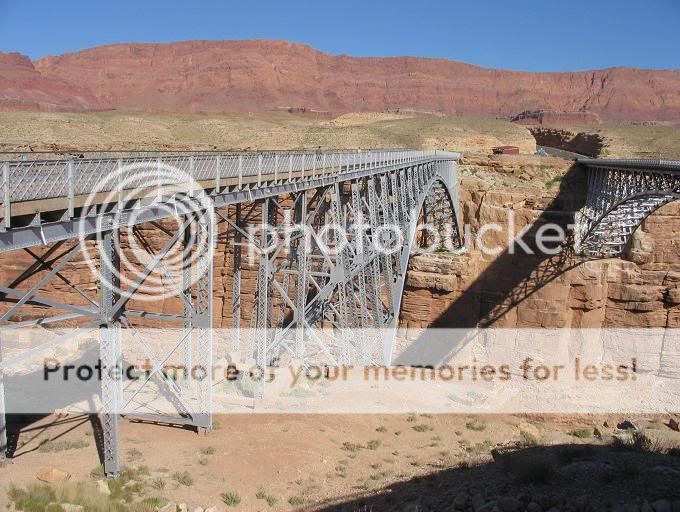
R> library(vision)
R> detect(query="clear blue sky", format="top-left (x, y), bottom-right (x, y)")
top-left (1, 0), bottom-right (679, 71)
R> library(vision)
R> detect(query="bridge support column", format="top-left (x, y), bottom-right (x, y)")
top-left (255, 200), bottom-right (271, 398)
top-left (194, 209), bottom-right (213, 429)
top-left (367, 178), bottom-right (387, 363)
top-left (182, 223), bottom-right (193, 389)
top-left (99, 228), bottom-right (121, 479)
top-left (231, 204), bottom-right (242, 356)
top-left (0, 334), bottom-right (6, 460)
top-left (294, 192), bottom-right (308, 360)
top-left (350, 182), bottom-right (371, 365)
top-left (330, 182), bottom-right (353, 365)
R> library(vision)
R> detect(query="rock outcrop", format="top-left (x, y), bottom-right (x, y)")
top-left (0, 52), bottom-right (99, 112)
top-left (400, 156), bottom-right (680, 333)
top-left (0, 40), bottom-right (679, 121)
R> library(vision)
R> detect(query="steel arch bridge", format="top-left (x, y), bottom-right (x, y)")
top-left (0, 149), bottom-right (462, 477)
top-left (575, 159), bottom-right (680, 258)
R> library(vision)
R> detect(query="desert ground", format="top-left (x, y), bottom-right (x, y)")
top-left (1, 112), bottom-right (680, 512)
top-left (2, 111), bottom-right (680, 160)
top-left (1, 412), bottom-right (680, 512)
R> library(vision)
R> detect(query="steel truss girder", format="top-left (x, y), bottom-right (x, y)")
top-left (0, 153), bottom-right (458, 254)
top-left (235, 162), bottom-right (461, 369)
top-left (575, 164), bottom-right (680, 258)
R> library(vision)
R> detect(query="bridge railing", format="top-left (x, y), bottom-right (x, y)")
top-left (0, 149), bottom-right (460, 206)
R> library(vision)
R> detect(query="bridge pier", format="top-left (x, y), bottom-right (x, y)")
top-left (99, 228), bottom-right (122, 478)
top-left (0, 335), bottom-right (6, 461)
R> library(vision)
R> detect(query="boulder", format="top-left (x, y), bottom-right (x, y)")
top-left (96, 480), bottom-right (111, 496)
top-left (35, 466), bottom-right (71, 484)
top-left (668, 416), bottom-right (680, 432)
top-left (616, 420), bottom-right (639, 431)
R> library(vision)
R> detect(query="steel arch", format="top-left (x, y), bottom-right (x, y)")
top-left (385, 174), bottom-right (462, 362)
top-left (575, 159), bottom-right (680, 258)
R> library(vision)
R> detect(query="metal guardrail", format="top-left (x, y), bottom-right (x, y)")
top-left (0, 149), bottom-right (458, 207)
top-left (576, 158), bottom-right (680, 172)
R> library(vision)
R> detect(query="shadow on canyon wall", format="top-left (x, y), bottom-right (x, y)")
top-left (395, 163), bottom-right (588, 366)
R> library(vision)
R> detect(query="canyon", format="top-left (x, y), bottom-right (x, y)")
top-left (2, 154), bottom-right (679, 373)
top-left (1, 40), bottom-right (680, 121)
top-left (397, 155), bottom-right (680, 373)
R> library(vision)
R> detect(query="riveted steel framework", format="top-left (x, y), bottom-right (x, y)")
top-left (575, 159), bottom-right (680, 258)
top-left (0, 149), bottom-right (461, 476)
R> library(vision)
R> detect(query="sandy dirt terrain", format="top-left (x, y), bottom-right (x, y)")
top-left (1, 412), bottom-right (679, 511)
top-left (2, 112), bottom-right (680, 161)
top-left (0, 111), bottom-right (535, 155)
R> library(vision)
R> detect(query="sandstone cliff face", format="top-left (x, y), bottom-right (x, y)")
top-left (399, 157), bottom-right (680, 338)
top-left (1, 40), bottom-right (679, 121)
top-left (0, 52), bottom-right (99, 112)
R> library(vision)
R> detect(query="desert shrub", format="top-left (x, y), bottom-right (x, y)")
top-left (38, 438), bottom-right (89, 453)
top-left (518, 430), bottom-right (539, 446)
top-left (8, 482), bottom-right (168, 512)
top-left (150, 477), bottom-right (166, 490)
top-left (366, 439), bottom-right (381, 450)
top-left (221, 491), bottom-right (241, 507)
top-left (256, 487), bottom-right (277, 506)
top-left (342, 441), bottom-right (362, 452)
top-left (289, 495), bottom-right (307, 506)
top-left (7, 484), bottom-right (56, 512)
top-left (568, 428), bottom-right (592, 439)
top-left (611, 431), bottom-right (664, 453)
top-left (172, 471), bottom-right (193, 486)
top-left (465, 419), bottom-right (487, 432)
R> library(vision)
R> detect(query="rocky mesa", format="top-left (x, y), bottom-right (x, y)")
top-left (0, 52), bottom-right (100, 112)
top-left (0, 40), bottom-right (678, 121)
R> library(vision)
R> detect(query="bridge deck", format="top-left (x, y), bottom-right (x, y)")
top-left (0, 150), bottom-right (460, 252)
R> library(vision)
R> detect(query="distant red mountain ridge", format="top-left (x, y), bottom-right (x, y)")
top-left (0, 39), bottom-right (678, 121)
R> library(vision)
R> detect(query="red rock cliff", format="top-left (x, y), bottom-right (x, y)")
top-left (0, 40), bottom-right (677, 121)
